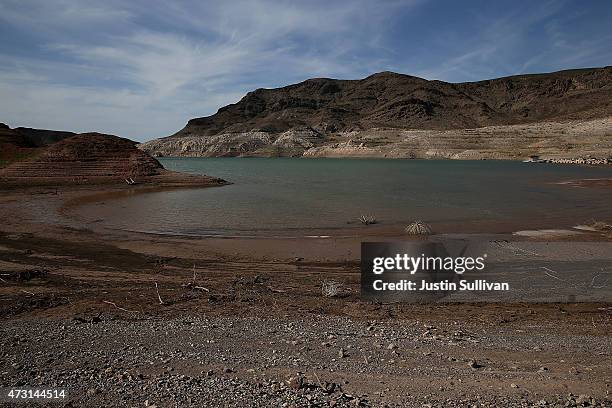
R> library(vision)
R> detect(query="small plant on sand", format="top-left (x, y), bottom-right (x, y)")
top-left (359, 214), bottom-right (377, 225)
top-left (321, 279), bottom-right (343, 297)
top-left (590, 220), bottom-right (612, 231)
top-left (405, 220), bottom-right (433, 235)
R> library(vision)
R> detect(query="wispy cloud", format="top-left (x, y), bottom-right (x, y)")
top-left (0, 0), bottom-right (420, 140)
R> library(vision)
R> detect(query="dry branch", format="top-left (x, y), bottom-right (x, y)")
top-left (102, 300), bottom-right (137, 313)
top-left (154, 282), bottom-right (164, 305)
top-left (266, 286), bottom-right (286, 293)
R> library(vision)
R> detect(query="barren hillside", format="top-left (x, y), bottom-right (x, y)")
top-left (141, 67), bottom-right (612, 159)
top-left (0, 133), bottom-right (163, 184)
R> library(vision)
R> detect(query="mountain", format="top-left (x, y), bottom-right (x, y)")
top-left (0, 124), bottom-right (76, 149)
top-left (13, 127), bottom-right (76, 147)
top-left (140, 67), bottom-right (612, 159)
top-left (0, 123), bottom-right (36, 165)
top-left (0, 123), bottom-right (30, 148)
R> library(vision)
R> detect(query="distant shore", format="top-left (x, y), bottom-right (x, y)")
top-left (140, 117), bottom-right (612, 160)
top-left (0, 168), bottom-right (227, 189)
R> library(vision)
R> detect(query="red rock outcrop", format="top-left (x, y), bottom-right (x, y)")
top-left (1, 133), bottom-right (163, 184)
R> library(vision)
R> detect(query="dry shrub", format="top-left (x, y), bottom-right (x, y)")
top-left (359, 215), bottom-right (377, 225)
top-left (321, 280), bottom-right (343, 297)
top-left (590, 220), bottom-right (612, 231)
top-left (405, 220), bottom-right (433, 235)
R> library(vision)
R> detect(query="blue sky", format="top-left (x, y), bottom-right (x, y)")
top-left (0, 0), bottom-right (611, 141)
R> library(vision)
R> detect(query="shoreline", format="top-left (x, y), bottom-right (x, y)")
top-left (3, 170), bottom-right (610, 244)
top-left (26, 158), bottom-right (606, 240)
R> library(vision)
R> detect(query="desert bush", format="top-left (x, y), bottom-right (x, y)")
top-left (590, 220), bottom-right (612, 231)
top-left (359, 214), bottom-right (377, 225)
top-left (405, 220), bottom-right (433, 235)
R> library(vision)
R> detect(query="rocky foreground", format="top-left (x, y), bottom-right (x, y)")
top-left (2, 313), bottom-right (610, 407)
top-left (140, 67), bottom-right (612, 159)
top-left (0, 212), bottom-right (610, 407)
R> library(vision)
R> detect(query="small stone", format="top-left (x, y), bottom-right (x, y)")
top-left (468, 360), bottom-right (482, 369)
top-left (510, 383), bottom-right (519, 388)
top-left (387, 343), bottom-right (397, 350)
top-left (338, 348), bottom-right (347, 358)
top-left (576, 394), bottom-right (592, 406)
top-left (286, 375), bottom-right (304, 390)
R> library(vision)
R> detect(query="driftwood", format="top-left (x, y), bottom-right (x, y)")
top-left (154, 282), bottom-right (164, 305)
top-left (182, 265), bottom-right (210, 292)
top-left (102, 300), bottom-right (137, 313)
top-left (266, 286), bottom-right (286, 293)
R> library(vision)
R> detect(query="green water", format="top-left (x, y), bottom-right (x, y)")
top-left (78, 158), bottom-right (612, 236)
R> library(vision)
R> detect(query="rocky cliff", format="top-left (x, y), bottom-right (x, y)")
top-left (140, 67), bottom-right (612, 159)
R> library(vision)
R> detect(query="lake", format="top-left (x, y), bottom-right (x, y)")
top-left (73, 158), bottom-right (612, 237)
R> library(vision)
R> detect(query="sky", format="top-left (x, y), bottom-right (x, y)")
top-left (0, 0), bottom-right (611, 142)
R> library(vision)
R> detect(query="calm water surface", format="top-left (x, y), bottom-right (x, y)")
top-left (75, 158), bottom-right (612, 236)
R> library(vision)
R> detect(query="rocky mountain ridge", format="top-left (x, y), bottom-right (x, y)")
top-left (140, 67), bottom-right (612, 159)
top-left (0, 123), bottom-right (75, 148)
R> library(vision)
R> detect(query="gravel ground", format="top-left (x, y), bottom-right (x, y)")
top-left (1, 315), bottom-right (610, 407)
